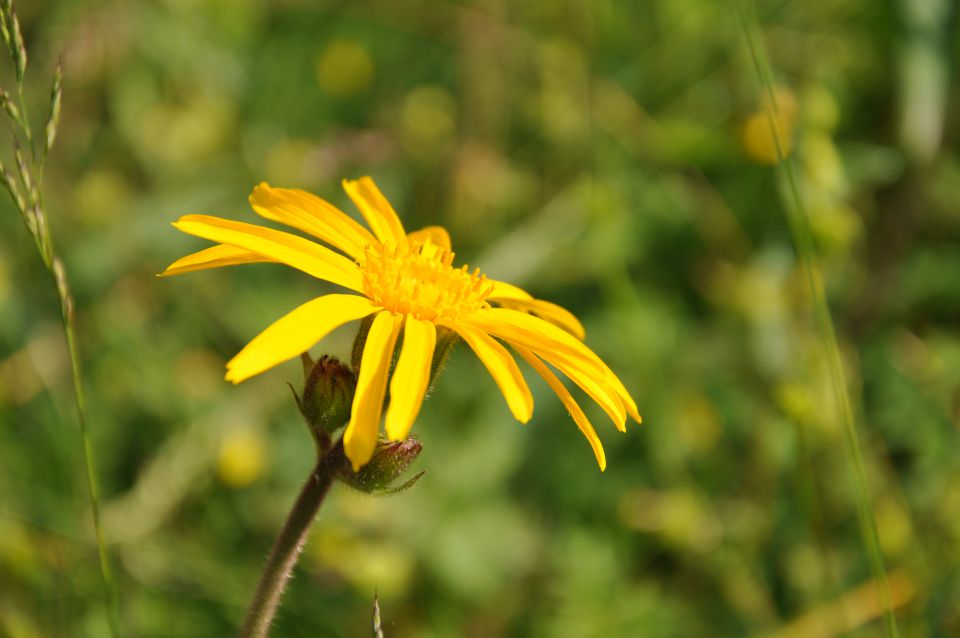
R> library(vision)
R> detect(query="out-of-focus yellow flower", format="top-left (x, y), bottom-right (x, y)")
top-left (741, 86), bottom-right (797, 165)
top-left (163, 177), bottom-right (640, 470)
top-left (218, 428), bottom-right (266, 488)
top-left (315, 40), bottom-right (374, 98)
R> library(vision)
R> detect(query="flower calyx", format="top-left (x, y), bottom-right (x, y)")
top-left (334, 435), bottom-right (424, 495)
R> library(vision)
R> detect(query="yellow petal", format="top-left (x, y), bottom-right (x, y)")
top-left (470, 307), bottom-right (637, 424)
top-left (342, 176), bottom-right (407, 247)
top-left (406, 225), bottom-right (451, 251)
top-left (464, 307), bottom-right (629, 430)
top-left (172, 214), bottom-right (363, 292)
top-left (450, 322), bottom-right (533, 423)
top-left (159, 244), bottom-right (274, 277)
top-left (543, 349), bottom-right (639, 428)
top-left (534, 349), bottom-right (627, 431)
top-left (344, 311), bottom-right (402, 470)
top-left (488, 280), bottom-right (585, 339)
top-left (385, 317), bottom-right (436, 441)
top-left (494, 298), bottom-right (586, 340)
top-left (607, 371), bottom-right (642, 424)
top-left (463, 308), bottom-right (605, 377)
top-left (488, 280), bottom-right (533, 301)
top-left (514, 345), bottom-right (606, 471)
top-left (249, 183), bottom-right (375, 260)
top-left (225, 294), bottom-right (379, 383)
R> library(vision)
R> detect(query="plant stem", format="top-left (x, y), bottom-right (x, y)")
top-left (239, 439), bottom-right (343, 638)
top-left (61, 293), bottom-right (120, 637)
top-left (0, 3), bottom-right (118, 632)
top-left (732, 2), bottom-right (900, 636)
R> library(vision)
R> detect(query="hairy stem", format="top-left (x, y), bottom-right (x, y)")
top-left (239, 440), bottom-right (343, 638)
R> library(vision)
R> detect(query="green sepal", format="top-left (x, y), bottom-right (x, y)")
top-left (335, 436), bottom-right (423, 495)
top-left (351, 313), bottom-right (376, 373)
top-left (428, 326), bottom-right (459, 391)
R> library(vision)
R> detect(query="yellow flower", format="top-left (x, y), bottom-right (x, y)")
top-left (162, 177), bottom-right (640, 471)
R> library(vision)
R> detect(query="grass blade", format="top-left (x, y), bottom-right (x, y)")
top-left (730, 1), bottom-right (900, 636)
top-left (0, 2), bottom-right (119, 633)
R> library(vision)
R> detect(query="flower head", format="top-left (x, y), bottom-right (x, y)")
top-left (162, 177), bottom-right (640, 470)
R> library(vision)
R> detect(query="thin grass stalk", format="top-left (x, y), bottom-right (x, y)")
top-left (56, 258), bottom-right (120, 635)
top-left (731, 2), bottom-right (900, 636)
top-left (0, 2), bottom-right (118, 632)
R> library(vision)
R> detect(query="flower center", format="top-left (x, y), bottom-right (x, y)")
top-left (360, 241), bottom-right (492, 322)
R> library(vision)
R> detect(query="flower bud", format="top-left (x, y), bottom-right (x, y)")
top-left (335, 436), bottom-right (424, 495)
top-left (297, 355), bottom-right (356, 439)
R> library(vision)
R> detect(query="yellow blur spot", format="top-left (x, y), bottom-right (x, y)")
top-left (74, 169), bottom-right (132, 228)
top-left (874, 496), bottom-right (913, 557)
top-left (217, 428), bottom-right (266, 488)
top-left (399, 85), bottom-right (456, 160)
top-left (775, 382), bottom-right (816, 425)
top-left (140, 93), bottom-right (235, 165)
top-left (0, 606), bottom-right (43, 638)
top-left (264, 138), bottom-right (315, 188)
top-left (0, 520), bottom-right (37, 576)
top-left (802, 132), bottom-right (845, 193)
top-left (619, 488), bottom-right (721, 553)
top-left (676, 393), bottom-right (722, 455)
top-left (316, 40), bottom-right (374, 98)
top-left (741, 86), bottom-right (797, 165)
top-left (311, 528), bottom-right (415, 597)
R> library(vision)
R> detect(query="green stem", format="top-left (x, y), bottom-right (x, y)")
top-left (239, 440), bottom-right (342, 638)
top-left (16, 83), bottom-right (33, 161)
top-left (55, 266), bottom-right (120, 637)
top-left (0, 3), bottom-right (117, 633)
top-left (732, 2), bottom-right (900, 636)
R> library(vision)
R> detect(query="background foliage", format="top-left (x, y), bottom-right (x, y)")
top-left (1, 0), bottom-right (959, 636)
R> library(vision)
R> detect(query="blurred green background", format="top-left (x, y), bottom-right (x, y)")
top-left (2, 0), bottom-right (959, 636)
